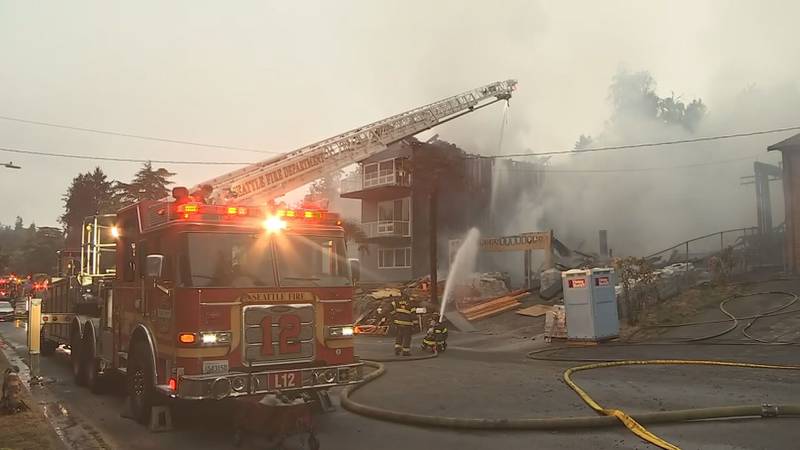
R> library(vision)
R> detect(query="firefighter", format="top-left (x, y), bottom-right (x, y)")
top-left (421, 313), bottom-right (448, 353)
top-left (190, 184), bottom-right (214, 204)
top-left (390, 290), bottom-right (415, 356)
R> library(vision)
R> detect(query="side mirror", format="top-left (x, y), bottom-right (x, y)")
top-left (348, 258), bottom-right (360, 284)
top-left (146, 254), bottom-right (164, 279)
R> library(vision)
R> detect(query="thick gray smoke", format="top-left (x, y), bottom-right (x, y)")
top-left (492, 78), bottom-right (800, 257)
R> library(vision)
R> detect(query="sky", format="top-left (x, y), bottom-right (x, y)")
top-left (1, 0), bottom-right (799, 245)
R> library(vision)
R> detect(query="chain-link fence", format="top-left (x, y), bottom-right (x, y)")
top-left (617, 227), bottom-right (784, 324)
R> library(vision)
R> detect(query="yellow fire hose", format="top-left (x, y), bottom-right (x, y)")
top-left (563, 359), bottom-right (800, 450)
top-left (341, 357), bottom-right (800, 449)
top-left (342, 292), bottom-right (800, 448)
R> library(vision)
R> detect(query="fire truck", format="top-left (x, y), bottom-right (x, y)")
top-left (39, 79), bottom-right (517, 424)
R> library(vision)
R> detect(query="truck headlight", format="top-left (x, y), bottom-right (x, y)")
top-left (199, 331), bottom-right (232, 346)
top-left (326, 326), bottom-right (354, 338)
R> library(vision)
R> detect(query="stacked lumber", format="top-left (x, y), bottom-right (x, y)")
top-left (460, 291), bottom-right (529, 321)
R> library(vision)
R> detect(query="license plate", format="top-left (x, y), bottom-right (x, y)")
top-left (268, 371), bottom-right (302, 390)
top-left (202, 360), bottom-right (229, 374)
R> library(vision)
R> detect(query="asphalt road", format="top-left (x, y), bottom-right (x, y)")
top-left (2, 280), bottom-right (800, 450)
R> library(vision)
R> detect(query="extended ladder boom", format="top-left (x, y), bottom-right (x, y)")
top-left (195, 79), bottom-right (517, 203)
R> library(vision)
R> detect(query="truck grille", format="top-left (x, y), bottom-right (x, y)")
top-left (242, 304), bottom-right (314, 366)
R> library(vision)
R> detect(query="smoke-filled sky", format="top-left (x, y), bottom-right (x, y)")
top-left (1, 0), bottom-right (799, 250)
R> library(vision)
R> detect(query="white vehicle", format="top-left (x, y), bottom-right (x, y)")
top-left (0, 300), bottom-right (14, 321)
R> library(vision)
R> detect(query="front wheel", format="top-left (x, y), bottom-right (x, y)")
top-left (70, 327), bottom-right (86, 386)
top-left (126, 343), bottom-right (156, 424)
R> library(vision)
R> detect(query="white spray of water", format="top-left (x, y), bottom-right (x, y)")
top-left (439, 227), bottom-right (481, 320)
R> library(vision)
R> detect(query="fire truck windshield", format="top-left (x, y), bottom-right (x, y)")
top-left (275, 234), bottom-right (350, 287)
top-left (182, 233), bottom-right (276, 288)
top-left (181, 232), bottom-right (350, 288)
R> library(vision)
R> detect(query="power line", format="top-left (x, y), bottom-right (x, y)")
top-left (0, 125), bottom-right (795, 168)
top-left (489, 125), bottom-right (800, 159)
top-left (0, 145), bottom-right (252, 165)
top-left (499, 154), bottom-right (760, 174)
top-left (0, 114), bottom-right (283, 155)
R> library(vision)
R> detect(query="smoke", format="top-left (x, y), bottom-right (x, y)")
top-left (2, 1), bottom-right (800, 229)
top-left (492, 78), bottom-right (800, 256)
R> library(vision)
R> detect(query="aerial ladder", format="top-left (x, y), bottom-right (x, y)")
top-left (192, 79), bottom-right (518, 204)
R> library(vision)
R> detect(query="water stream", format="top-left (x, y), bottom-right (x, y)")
top-left (439, 227), bottom-right (481, 320)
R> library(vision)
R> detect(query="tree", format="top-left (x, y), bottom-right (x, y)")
top-left (340, 219), bottom-right (369, 254)
top-left (577, 69), bottom-right (708, 145)
top-left (16, 227), bottom-right (64, 274)
top-left (14, 216), bottom-right (23, 231)
top-left (304, 170), bottom-right (342, 208)
top-left (609, 70), bottom-right (660, 121)
top-left (608, 70), bottom-right (706, 131)
top-left (116, 161), bottom-right (176, 205)
top-left (574, 134), bottom-right (594, 151)
top-left (60, 167), bottom-right (119, 247)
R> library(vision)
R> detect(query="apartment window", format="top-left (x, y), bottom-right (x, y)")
top-left (364, 163), bottom-right (378, 187)
top-left (378, 247), bottom-right (412, 268)
top-left (364, 158), bottom-right (399, 188)
top-left (377, 197), bottom-right (411, 235)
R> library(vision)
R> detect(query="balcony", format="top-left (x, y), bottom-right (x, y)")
top-left (362, 220), bottom-right (411, 239)
top-left (340, 171), bottom-right (412, 199)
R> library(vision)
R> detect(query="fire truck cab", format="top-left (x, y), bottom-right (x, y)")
top-left (46, 188), bottom-right (363, 424)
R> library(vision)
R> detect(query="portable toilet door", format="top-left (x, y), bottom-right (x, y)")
top-left (589, 268), bottom-right (620, 340)
top-left (562, 269), bottom-right (594, 340)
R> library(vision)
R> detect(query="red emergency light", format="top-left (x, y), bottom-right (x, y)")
top-left (166, 202), bottom-right (342, 228)
top-left (274, 208), bottom-right (339, 224)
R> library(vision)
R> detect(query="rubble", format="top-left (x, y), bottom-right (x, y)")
top-left (539, 268), bottom-right (562, 300)
top-left (354, 272), bottom-right (517, 332)
top-left (544, 305), bottom-right (567, 342)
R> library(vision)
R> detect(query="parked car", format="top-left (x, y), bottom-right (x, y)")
top-left (0, 300), bottom-right (14, 321)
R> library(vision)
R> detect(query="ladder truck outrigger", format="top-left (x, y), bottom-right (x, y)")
top-left (40, 80), bottom-right (517, 425)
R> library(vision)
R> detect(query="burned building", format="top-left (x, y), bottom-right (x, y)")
top-left (340, 137), bottom-right (544, 283)
top-left (769, 133), bottom-right (800, 272)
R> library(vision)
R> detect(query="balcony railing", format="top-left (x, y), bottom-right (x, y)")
top-left (362, 220), bottom-right (411, 238)
top-left (340, 171), bottom-right (411, 195)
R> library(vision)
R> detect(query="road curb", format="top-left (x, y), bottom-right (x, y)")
top-left (0, 330), bottom-right (67, 450)
top-left (0, 329), bottom-right (113, 450)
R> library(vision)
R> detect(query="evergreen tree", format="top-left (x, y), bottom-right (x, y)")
top-left (116, 161), bottom-right (176, 205)
top-left (60, 167), bottom-right (119, 247)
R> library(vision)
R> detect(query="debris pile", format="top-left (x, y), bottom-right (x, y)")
top-left (454, 272), bottom-right (512, 310)
top-left (544, 305), bottom-right (567, 342)
top-left (539, 268), bottom-right (562, 300)
top-left (1, 366), bottom-right (26, 414)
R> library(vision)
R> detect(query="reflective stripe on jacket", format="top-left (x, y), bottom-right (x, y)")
top-left (391, 299), bottom-right (414, 326)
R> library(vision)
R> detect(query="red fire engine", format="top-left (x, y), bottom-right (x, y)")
top-left (39, 79), bottom-right (517, 424)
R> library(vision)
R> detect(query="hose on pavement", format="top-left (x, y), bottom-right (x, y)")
top-left (342, 291), bottom-right (800, 450)
top-left (341, 359), bottom-right (800, 436)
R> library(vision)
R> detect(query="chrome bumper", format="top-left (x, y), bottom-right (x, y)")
top-left (156, 363), bottom-right (364, 401)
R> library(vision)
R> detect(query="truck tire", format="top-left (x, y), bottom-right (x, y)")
top-left (82, 331), bottom-right (105, 394)
top-left (40, 330), bottom-right (57, 356)
top-left (126, 343), bottom-right (155, 424)
top-left (70, 326), bottom-right (87, 386)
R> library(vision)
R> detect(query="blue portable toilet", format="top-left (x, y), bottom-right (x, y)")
top-left (562, 268), bottom-right (619, 341)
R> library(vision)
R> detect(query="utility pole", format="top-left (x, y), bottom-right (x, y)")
top-left (429, 173), bottom-right (439, 307)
